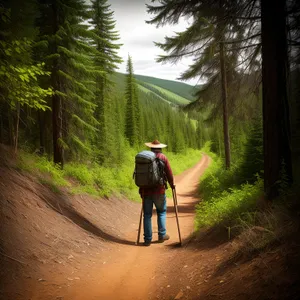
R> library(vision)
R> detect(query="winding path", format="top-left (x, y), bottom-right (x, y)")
top-left (64, 154), bottom-right (211, 300)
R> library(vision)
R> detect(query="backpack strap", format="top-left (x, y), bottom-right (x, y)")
top-left (155, 157), bottom-right (168, 189)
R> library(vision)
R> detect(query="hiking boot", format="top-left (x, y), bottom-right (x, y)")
top-left (143, 240), bottom-right (151, 246)
top-left (158, 234), bottom-right (170, 243)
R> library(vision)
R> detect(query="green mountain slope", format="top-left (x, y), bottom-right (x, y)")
top-left (111, 72), bottom-right (195, 106)
top-left (134, 74), bottom-right (198, 101)
top-left (136, 81), bottom-right (190, 105)
top-left (137, 83), bottom-right (170, 104)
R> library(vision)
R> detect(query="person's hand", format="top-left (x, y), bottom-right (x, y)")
top-left (170, 183), bottom-right (176, 190)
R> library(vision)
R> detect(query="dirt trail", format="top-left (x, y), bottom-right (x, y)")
top-left (55, 155), bottom-right (211, 300)
top-left (0, 153), bottom-right (210, 300)
top-left (2, 150), bottom-right (299, 300)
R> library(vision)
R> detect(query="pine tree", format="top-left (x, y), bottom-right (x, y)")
top-left (238, 113), bottom-right (263, 184)
top-left (146, 0), bottom-right (261, 168)
top-left (135, 84), bottom-right (200, 153)
top-left (89, 0), bottom-right (122, 163)
top-left (125, 55), bottom-right (140, 147)
top-left (196, 113), bottom-right (205, 149)
top-left (37, 0), bottom-right (99, 166)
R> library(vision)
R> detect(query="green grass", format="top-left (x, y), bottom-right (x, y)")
top-left (38, 178), bottom-right (62, 194)
top-left (196, 177), bottom-right (263, 228)
top-left (195, 142), bottom-right (263, 229)
top-left (17, 147), bottom-right (202, 201)
top-left (18, 152), bottom-right (69, 187)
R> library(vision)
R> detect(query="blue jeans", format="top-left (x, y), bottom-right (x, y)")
top-left (143, 194), bottom-right (167, 242)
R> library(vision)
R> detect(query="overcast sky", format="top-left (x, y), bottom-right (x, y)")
top-left (107, 0), bottom-right (200, 86)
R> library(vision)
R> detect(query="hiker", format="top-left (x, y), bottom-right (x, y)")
top-left (140, 139), bottom-right (175, 246)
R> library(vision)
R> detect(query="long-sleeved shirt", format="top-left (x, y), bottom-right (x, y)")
top-left (139, 151), bottom-right (174, 196)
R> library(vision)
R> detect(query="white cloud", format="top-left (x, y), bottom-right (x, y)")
top-left (108, 0), bottom-right (201, 86)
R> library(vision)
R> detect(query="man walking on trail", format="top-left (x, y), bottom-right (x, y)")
top-left (140, 139), bottom-right (175, 246)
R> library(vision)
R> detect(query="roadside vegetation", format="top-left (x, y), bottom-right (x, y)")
top-left (196, 142), bottom-right (263, 228)
top-left (145, 0), bottom-right (299, 258)
top-left (17, 147), bottom-right (202, 201)
top-left (196, 141), bottom-right (299, 254)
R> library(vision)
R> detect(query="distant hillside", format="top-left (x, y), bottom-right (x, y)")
top-left (111, 72), bottom-right (196, 106)
top-left (136, 81), bottom-right (190, 105)
top-left (134, 74), bottom-right (198, 101)
top-left (111, 72), bottom-right (126, 92)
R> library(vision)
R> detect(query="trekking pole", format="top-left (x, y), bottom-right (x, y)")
top-left (172, 187), bottom-right (182, 246)
top-left (136, 197), bottom-right (144, 245)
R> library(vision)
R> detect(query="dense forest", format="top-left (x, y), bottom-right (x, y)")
top-left (147, 0), bottom-right (299, 201)
top-left (0, 0), bottom-right (300, 299)
top-left (0, 0), bottom-right (299, 200)
top-left (0, 0), bottom-right (200, 169)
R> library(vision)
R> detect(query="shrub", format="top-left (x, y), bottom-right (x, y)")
top-left (18, 152), bottom-right (68, 187)
top-left (196, 178), bottom-right (263, 228)
top-left (196, 141), bottom-right (263, 228)
top-left (17, 147), bottom-right (202, 201)
top-left (64, 163), bottom-right (94, 185)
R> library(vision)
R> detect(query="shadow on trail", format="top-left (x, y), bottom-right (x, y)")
top-left (176, 190), bottom-right (199, 198)
top-left (167, 199), bottom-right (199, 214)
top-left (212, 234), bottom-right (300, 279)
top-left (188, 226), bottom-right (230, 250)
top-left (175, 183), bottom-right (200, 197)
top-left (165, 186), bottom-right (233, 250)
top-left (37, 184), bottom-right (136, 246)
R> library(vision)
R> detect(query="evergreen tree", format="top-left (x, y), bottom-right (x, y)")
top-left (125, 55), bottom-right (140, 147)
top-left (147, 0), bottom-right (262, 168)
top-left (89, 0), bottom-right (122, 163)
top-left (173, 117), bottom-right (186, 153)
top-left (196, 113), bottom-right (206, 149)
top-left (238, 114), bottom-right (263, 184)
top-left (37, 0), bottom-right (99, 166)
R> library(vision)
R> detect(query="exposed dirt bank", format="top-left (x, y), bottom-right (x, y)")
top-left (1, 148), bottom-right (299, 300)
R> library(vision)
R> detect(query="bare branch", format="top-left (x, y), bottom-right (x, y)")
top-left (224, 33), bottom-right (260, 44)
top-left (227, 42), bottom-right (261, 51)
top-left (229, 15), bottom-right (260, 20)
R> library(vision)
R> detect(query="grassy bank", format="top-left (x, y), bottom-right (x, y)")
top-left (195, 143), bottom-right (263, 229)
top-left (195, 143), bottom-right (300, 255)
top-left (17, 148), bottom-right (202, 201)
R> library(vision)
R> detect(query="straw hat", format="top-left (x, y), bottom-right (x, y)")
top-left (145, 139), bottom-right (167, 148)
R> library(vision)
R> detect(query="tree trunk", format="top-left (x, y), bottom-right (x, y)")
top-left (0, 111), bottom-right (3, 144)
top-left (218, 122), bottom-right (222, 157)
top-left (38, 111), bottom-right (45, 155)
top-left (52, 92), bottom-right (64, 166)
top-left (8, 108), bottom-right (13, 147)
top-left (219, 0), bottom-right (231, 169)
top-left (14, 103), bottom-right (20, 153)
top-left (51, 1), bottom-right (64, 167)
top-left (95, 74), bottom-right (106, 163)
top-left (261, 0), bottom-right (293, 200)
